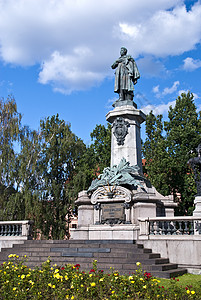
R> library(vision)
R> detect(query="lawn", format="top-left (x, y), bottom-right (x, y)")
top-left (159, 273), bottom-right (201, 290)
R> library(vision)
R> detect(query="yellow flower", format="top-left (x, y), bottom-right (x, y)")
top-left (91, 282), bottom-right (96, 287)
top-left (191, 291), bottom-right (195, 295)
top-left (13, 287), bottom-right (17, 291)
top-left (71, 296), bottom-right (74, 300)
top-left (143, 285), bottom-right (147, 289)
top-left (54, 268), bottom-right (59, 273)
top-left (140, 278), bottom-right (144, 281)
top-left (131, 281), bottom-right (135, 283)
top-left (111, 291), bottom-right (115, 294)
top-left (29, 280), bottom-right (34, 285)
top-left (136, 262), bottom-right (141, 266)
top-left (21, 275), bottom-right (25, 279)
top-left (99, 278), bottom-right (104, 282)
top-left (129, 276), bottom-right (133, 280)
top-left (186, 290), bottom-right (190, 294)
top-left (89, 274), bottom-right (92, 277)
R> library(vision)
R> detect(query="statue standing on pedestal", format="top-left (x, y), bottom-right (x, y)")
top-left (111, 47), bottom-right (140, 106)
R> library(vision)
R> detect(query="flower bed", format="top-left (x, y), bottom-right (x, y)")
top-left (0, 255), bottom-right (200, 299)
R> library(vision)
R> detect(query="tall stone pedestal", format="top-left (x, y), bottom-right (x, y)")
top-left (106, 105), bottom-right (146, 173)
top-left (70, 103), bottom-right (177, 241)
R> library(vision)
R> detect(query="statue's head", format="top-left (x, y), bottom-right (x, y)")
top-left (120, 47), bottom-right (127, 56)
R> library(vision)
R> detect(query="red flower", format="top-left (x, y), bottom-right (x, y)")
top-left (89, 269), bottom-right (95, 273)
top-left (177, 279), bottom-right (179, 281)
top-left (185, 287), bottom-right (188, 290)
top-left (61, 267), bottom-right (65, 270)
top-left (74, 264), bottom-right (80, 269)
top-left (144, 272), bottom-right (152, 279)
top-left (173, 277), bottom-right (175, 280)
top-left (162, 286), bottom-right (164, 288)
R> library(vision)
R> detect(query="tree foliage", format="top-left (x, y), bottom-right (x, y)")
top-left (143, 92), bottom-right (201, 215)
top-left (0, 96), bottom-right (111, 239)
top-left (90, 123), bottom-right (111, 173)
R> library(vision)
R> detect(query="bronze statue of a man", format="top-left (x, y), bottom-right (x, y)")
top-left (111, 47), bottom-right (140, 105)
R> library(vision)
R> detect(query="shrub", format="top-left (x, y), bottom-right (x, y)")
top-left (0, 256), bottom-right (200, 299)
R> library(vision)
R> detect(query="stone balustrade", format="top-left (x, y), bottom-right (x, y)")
top-left (138, 217), bottom-right (201, 273)
top-left (0, 220), bottom-right (33, 251)
top-left (0, 220), bottom-right (33, 239)
top-left (138, 216), bottom-right (201, 237)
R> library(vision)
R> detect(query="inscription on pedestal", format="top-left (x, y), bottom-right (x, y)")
top-left (101, 203), bottom-right (125, 224)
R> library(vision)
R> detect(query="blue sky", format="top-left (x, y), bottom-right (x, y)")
top-left (0, 0), bottom-right (201, 145)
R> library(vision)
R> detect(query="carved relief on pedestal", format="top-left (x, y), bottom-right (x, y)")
top-left (91, 186), bottom-right (132, 225)
top-left (91, 186), bottom-right (132, 204)
top-left (112, 117), bottom-right (130, 146)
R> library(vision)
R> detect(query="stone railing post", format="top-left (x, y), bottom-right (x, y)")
top-left (138, 218), bottom-right (149, 237)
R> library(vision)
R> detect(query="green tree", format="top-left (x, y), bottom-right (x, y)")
top-left (90, 123), bottom-right (111, 173)
top-left (142, 111), bottom-right (170, 196)
top-left (0, 96), bottom-right (112, 238)
top-left (0, 96), bottom-right (22, 188)
top-left (65, 123), bottom-right (111, 211)
top-left (0, 96), bottom-right (22, 219)
top-left (143, 92), bottom-right (201, 215)
top-left (38, 114), bottom-right (86, 239)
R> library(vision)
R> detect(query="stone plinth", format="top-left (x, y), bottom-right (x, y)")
top-left (75, 191), bottom-right (94, 227)
top-left (106, 105), bottom-right (146, 174)
top-left (71, 224), bottom-right (139, 240)
top-left (193, 196), bottom-right (201, 217)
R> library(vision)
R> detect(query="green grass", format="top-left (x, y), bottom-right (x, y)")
top-left (158, 273), bottom-right (201, 290)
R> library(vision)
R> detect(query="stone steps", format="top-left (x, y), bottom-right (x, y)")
top-left (0, 239), bottom-right (187, 278)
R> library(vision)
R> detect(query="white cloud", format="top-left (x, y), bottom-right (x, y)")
top-left (162, 81), bottom-right (180, 95)
top-left (152, 81), bottom-right (180, 98)
top-left (152, 85), bottom-right (160, 93)
top-left (0, 0), bottom-right (201, 93)
top-left (183, 57), bottom-right (201, 71)
top-left (141, 100), bottom-right (176, 115)
top-left (38, 50), bottom-right (106, 94)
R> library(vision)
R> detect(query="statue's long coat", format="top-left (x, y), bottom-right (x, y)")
top-left (113, 55), bottom-right (140, 93)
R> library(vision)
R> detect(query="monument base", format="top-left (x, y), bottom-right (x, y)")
top-left (70, 183), bottom-right (177, 240)
top-left (70, 224), bottom-right (139, 240)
